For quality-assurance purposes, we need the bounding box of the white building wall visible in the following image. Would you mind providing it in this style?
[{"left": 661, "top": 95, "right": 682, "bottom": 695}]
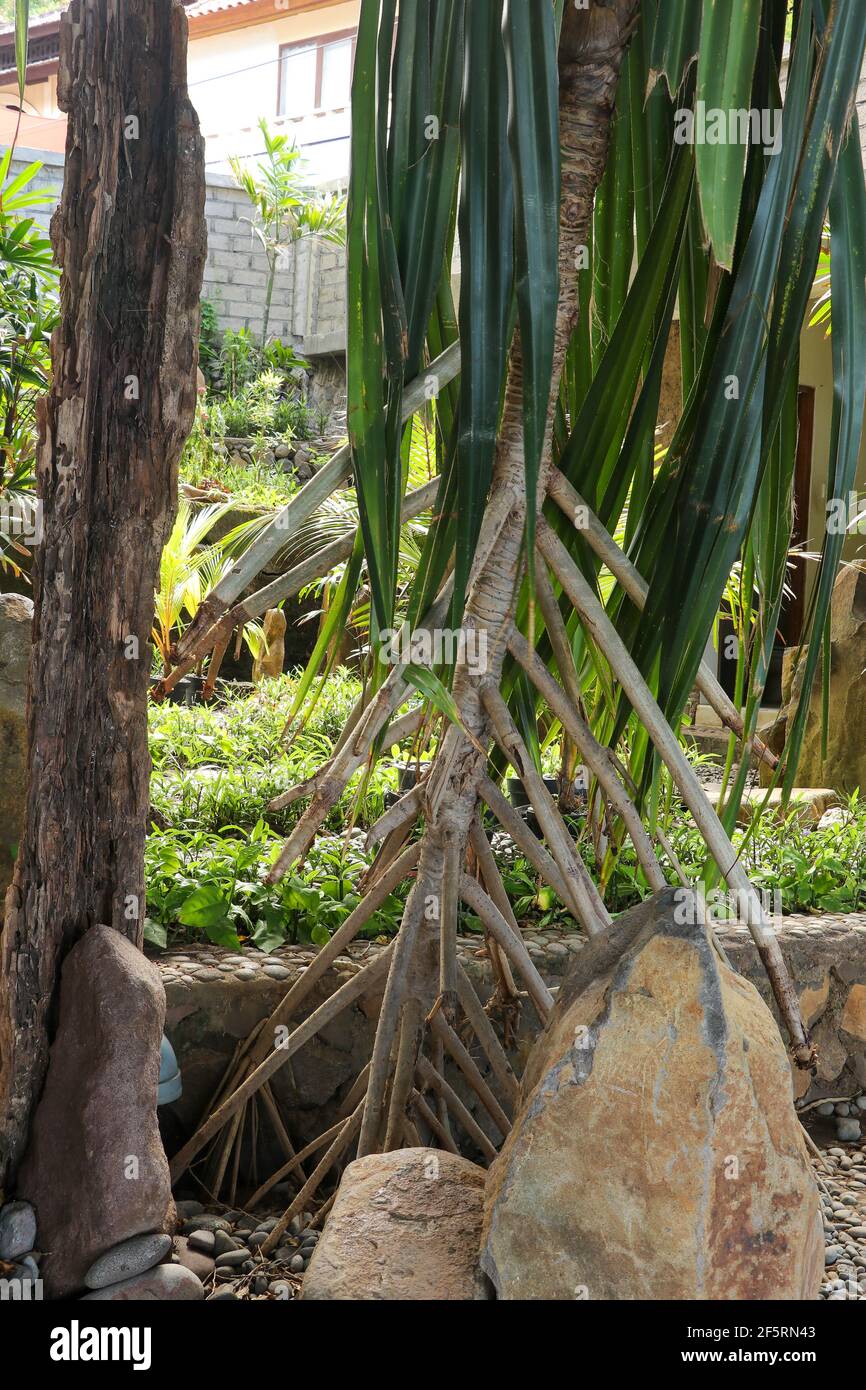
[{"left": 189, "top": 0, "right": 358, "bottom": 177}]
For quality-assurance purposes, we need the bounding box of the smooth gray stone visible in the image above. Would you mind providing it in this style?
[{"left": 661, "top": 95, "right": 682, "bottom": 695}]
[
  {"left": 215, "top": 1248, "right": 250, "bottom": 1268},
  {"left": 81, "top": 1263, "right": 203, "bottom": 1301},
  {"left": 213, "top": 1229, "right": 240, "bottom": 1256},
  {"left": 0, "top": 1201, "right": 37, "bottom": 1261},
  {"left": 84, "top": 1233, "right": 172, "bottom": 1290},
  {"left": 174, "top": 1200, "right": 205, "bottom": 1220},
  {"left": 187, "top": 1229, "right": 216, "bottom": 1255}
]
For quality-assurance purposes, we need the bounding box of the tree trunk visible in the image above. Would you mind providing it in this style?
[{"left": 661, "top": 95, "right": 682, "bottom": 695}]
[
  {"left": 0, "top": 0, "right": 206, "bottom": 1189},
  {"left": 356, "top": 0, "right": 642, "bottom": 1154}
]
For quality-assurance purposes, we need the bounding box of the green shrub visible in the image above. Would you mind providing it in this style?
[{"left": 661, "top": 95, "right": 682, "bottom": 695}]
[{"left": 144, "top": 822, "right": 406, "bottom": 953}]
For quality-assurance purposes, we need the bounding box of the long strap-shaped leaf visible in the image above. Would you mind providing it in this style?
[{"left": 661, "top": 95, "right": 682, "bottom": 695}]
[
  {"left": 394, "top": 0, "right": 465, "bottom": 380},
  {"left": 694, "top": 0, "right": 762, "bottom": 272},
  {"left": 622, "top": 4, "right": 864, "bottom": 725},
  {"left": 347, "top": 0, "right": 394, "bottom": 635},
  {"left": 783, "top": 105, "right": 866, "bottom": 795},
  {"left": 454, "top": 0, "right": 514, "bottom": 616},
  {"left": 501, "top": 0, "right": 560, "bottom": 615},
  {"left": 557, "top": 144, "right": 693, "bottom": 510},
  {"left": 14, "top": 0, "right": 29, "bottom": 106},
  {"left": 647, "top": 0, "right": 701, "bottom": 98}
]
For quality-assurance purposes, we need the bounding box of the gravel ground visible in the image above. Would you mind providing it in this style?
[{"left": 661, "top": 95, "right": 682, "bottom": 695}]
[
  {"left": 810, "top": 1127, "right": 866, "bottom": 1300},
  {"left": 173, "top": 1199, "right": 322, "bottom": 1301}
]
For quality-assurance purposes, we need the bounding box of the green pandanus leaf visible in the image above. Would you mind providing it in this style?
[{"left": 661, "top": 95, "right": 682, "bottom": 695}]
[
  {"left": 592, "top": 54, "right": 634, "bottom": 367},
  {"left": 347, "top": 0, "right": 397, "bottom": 637},
  {"left": 375, "top": 0, "right": 408, "bottom": 646},
  {"left": 678, "top": 192, "right": 710, "bottom": 401},
  {"left": 647, "top": 0, "right": 702, "bottom": 98},
  {"left": 394, "top": 0, "right": 464, "bottom": 379},
  {"left": 406, "top": 259, "right": 461, "bottom": 636},
  {"left": 557, "top": 144, "right": 693, "bottom": 515},
  {"left": 619, "top": 7, "right": 837, "bottom": 729},
  {"left": 281, "top": 536, "right": 366, "bottom": 745},
  {"left": 454, "top": 0, "right": 514, "bottom": 619},
  {"left": 629, "top": 0, "right": 674, "bottom": 261},
  {"left": 14, "top": 0, "right": 29, "bottom": 104},
  {"left": 502, "top": 0, "right": 560, "bottom": 633},
  {"left": 713, "top": 366, "right": 799, "bottom": 843},
  {"left": 694, "top": 0, "right": 763, "bottom": 272},
  {"left": 350, "top": 0, "right": 465, "bottom": 644}
]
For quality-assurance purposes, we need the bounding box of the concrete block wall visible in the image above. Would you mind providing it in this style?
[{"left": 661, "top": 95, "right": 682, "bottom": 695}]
[{"left": 8, "top": 148, "right": 347, "bottom": 357}]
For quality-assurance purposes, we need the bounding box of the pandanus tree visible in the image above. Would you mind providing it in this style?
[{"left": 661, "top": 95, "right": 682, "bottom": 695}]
[{"left": 166, "top": 0, "right": 866, "bottom": 1222}]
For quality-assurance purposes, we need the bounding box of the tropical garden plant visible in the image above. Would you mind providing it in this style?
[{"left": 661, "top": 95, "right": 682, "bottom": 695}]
[
  {"left": 0, "top": 149, "right": 59, "bottom": 573},
  {"left": 152, "top": 499, "right": 269, "bottom": 680},
  {"left": 230, "top": 118, "right": 347, "bottom": 356},
  {"left": 158, "top": 0, "right": 866, "bottom": 1212}
]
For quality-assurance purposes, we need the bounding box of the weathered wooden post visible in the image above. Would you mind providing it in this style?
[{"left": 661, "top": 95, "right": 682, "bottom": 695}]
[{"left": 0, "top": 0, "right": 206, "bottom": 1190}]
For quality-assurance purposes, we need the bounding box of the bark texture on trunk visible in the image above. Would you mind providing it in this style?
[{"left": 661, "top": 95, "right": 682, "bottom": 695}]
[
  {"left": 0, "top": 0, "right": 206, "bottom": 1188},
  {"left": 424, "top": 0, "right": 640, "bottom": 912}
]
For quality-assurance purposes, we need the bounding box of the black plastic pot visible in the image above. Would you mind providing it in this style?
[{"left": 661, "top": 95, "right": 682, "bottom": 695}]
[
  {"left": 507, "top": 774, "right": 559, "bottom": 809},
  {"left": 393, "top": 761, "right": 423, "bottom": 794},
  {"left": 150, "top": 674, "right": 205, "bottom": 707}
]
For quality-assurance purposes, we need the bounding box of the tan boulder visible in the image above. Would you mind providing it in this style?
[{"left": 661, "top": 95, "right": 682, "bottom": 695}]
[
  {"left": 704, "top": 784, "right": 838, "bottom": 826},
  {"left": 302, "top": 1148, "right": 490, "bottom": 1300},
  {"left": 841, "top": 984, "right": 866, "bottom": 1043},
  {"left": 17, "top": 925, "right": 173, "bottom": 1297},
  {"left": 481, "top": 890, "right": 823, "bottom": 1300}
]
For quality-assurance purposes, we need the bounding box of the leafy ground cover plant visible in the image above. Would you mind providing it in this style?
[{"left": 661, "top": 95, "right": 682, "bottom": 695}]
[
  {"left": 149, "top": 671, "right": 366, "bottom": 772},
  {"left": 144, "top": 822, "right": 406, "bottom": 953},
  {"left": 146, "top": 674, "right": 866, "bottom": 950},
  {"left": 0, "top": 150, "right": 60, "bottom": 574}
]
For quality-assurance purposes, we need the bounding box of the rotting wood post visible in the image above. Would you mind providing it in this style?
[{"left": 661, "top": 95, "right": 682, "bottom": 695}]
[{"left": 0, "top": 0, "right": 207, "bottom": 1189}]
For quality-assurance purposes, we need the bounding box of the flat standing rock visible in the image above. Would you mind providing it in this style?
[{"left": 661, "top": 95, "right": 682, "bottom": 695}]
[
  {"left": 17, "top": 925, "right": 172, "bottom": 1298},
  {"left": 302, "top": 1148, "right": 491, "bottom": 1300}
]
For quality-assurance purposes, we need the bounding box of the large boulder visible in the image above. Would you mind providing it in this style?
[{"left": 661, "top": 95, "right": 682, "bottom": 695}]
[
  {"left": 17, "top": 925, "right": 173, "bottom": 1298},
  {"left": 0, "top": 592, "right": 32, "bottom": 906},
  {"left": 302, "top": 1148, "right": 490, "bottom": 1300},
  {"left": 480, "top": 889, "right": 824, "bottom": 1300},
  {"left": 770, "top": 566, "right": 866, "bottom": 793}
]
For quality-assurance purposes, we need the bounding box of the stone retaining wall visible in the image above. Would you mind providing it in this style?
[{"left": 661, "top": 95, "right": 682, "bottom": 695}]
[
  {"left": 156, "top": 910, "right": 866, "bottom": 1169},
  {"left": 8, "top": 148, "right": 347, "bottom": 359}
]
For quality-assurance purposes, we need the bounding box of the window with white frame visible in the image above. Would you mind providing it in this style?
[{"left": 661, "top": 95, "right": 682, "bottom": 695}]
[{"left": 278, "top": 31, "right": 356, "bottom": 118}]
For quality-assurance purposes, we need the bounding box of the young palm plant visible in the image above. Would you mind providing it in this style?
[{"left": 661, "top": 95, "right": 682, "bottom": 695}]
[
  {"left": 230, "top": 117, "right": 346, "bottom": 356},
  {"left": 166, "top": 0, "right": 866, "bottom": 1216}
]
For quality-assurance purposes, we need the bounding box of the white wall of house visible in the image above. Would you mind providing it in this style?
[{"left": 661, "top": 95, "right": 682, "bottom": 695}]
[
  {"left": 0, "top": 1, "right": 359, "bottom": 179},
  {"left": 190, "top": 1, "right": 358, "bottom": 176}
]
